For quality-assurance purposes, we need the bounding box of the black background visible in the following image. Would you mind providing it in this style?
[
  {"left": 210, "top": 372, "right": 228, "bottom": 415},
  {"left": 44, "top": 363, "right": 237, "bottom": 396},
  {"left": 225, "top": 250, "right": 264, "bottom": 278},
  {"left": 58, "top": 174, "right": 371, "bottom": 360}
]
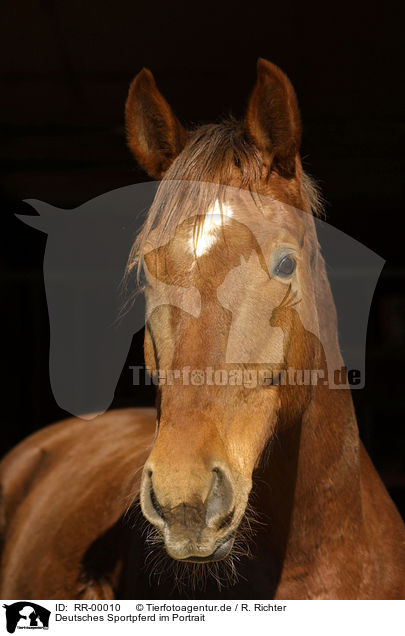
[{"left": 1, "top": 1, "right": 404, "bottom": 517}]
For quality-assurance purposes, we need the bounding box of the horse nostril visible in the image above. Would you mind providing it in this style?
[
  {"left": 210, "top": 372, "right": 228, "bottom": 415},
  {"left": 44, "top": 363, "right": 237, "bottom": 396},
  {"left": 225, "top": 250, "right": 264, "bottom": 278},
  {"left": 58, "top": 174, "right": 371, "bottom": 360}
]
[
  {"left": 145, "top": 469, "right": 165, "bottom": 522},
  {"left": 206, "top": 466, "right": 234, "bottom": 527},
  {"left": 150, "top": 482, "right": 165, "bottom": 521}
]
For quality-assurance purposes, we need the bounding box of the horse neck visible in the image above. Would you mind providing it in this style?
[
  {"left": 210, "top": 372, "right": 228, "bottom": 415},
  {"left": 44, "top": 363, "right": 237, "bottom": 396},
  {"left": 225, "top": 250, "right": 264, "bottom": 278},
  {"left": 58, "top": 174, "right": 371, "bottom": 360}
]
[
  {"left": 269, "top": 234, "right": 364, "bottom": 559},
  {"left": 253, "top": 282, "right": 363, "bottom": 569},
  {"left": 255, "top": 381, "right": 362, "bottom": 572}
]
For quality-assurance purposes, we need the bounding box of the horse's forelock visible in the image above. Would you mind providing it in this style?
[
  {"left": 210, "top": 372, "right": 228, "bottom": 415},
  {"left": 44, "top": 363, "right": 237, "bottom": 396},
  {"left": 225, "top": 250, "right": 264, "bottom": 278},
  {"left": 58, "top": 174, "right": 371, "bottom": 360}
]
[{"left": 124, "top": 119, "right": 323, "bottom": 288}]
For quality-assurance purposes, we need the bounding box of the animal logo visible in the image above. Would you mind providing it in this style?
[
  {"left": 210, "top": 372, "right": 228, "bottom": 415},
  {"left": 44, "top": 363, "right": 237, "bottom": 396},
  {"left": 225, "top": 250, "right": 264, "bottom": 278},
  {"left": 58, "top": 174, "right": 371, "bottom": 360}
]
[{"left": 2, "top": 602, "right": 50, "bottom": 633}]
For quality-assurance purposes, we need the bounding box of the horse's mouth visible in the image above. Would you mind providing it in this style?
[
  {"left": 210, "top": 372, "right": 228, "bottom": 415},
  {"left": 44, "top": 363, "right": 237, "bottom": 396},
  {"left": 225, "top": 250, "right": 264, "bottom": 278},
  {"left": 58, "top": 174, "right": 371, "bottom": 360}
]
[{"left": 178, "top": 534, "right": 235, "bottom": 564}]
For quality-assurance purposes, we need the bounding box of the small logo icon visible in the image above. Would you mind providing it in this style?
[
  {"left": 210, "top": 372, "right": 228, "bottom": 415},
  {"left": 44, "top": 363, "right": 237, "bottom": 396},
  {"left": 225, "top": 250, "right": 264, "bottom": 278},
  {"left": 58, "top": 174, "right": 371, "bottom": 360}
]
[{"left": 2, "top": 602, "right": 50, "bottom": 633}]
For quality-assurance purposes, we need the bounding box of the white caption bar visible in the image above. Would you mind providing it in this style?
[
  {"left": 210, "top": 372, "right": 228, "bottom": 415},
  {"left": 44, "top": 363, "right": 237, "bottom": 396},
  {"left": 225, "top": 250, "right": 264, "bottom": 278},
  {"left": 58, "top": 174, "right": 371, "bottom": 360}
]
[{"left": 1, "top": 599, "right": 403, "bottom": 635}]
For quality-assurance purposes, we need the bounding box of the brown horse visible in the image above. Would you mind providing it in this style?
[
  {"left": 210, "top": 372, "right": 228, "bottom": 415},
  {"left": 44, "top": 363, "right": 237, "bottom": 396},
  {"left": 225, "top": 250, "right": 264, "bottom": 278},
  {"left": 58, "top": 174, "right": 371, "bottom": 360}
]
[{"left": 1, "top": 59, "right": 404, "bottom": 599}]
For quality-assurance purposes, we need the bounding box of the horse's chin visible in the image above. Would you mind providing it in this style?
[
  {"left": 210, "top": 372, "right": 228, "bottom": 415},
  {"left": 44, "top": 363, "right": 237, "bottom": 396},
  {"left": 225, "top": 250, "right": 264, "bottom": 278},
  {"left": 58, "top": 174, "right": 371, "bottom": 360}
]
[{"left": 174, "top": 534, "right": 235, "bottom": 564}]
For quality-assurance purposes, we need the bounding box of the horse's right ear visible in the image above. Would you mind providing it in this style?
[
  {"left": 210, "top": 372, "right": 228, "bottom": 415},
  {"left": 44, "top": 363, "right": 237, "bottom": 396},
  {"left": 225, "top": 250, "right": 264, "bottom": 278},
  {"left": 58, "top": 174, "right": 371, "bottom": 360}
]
[
  {"left": 125, "top": 68, "right": 188, "bottom": 179},
  {"left": 245, "top": 58, "right": 301, "bottom": 177}
]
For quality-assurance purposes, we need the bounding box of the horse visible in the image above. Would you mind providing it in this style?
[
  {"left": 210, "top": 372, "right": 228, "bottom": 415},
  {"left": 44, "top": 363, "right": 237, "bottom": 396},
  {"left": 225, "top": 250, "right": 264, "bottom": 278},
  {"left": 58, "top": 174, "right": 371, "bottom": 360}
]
[{"left": 1, "top": 58, "right": 404, "bottom": 600}]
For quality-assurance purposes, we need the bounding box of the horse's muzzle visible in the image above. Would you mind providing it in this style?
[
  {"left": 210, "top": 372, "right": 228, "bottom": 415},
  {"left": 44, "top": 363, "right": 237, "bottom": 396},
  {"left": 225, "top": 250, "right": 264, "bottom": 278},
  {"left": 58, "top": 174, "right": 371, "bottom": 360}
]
[{"left": 140, "top": 464, "right": 238, "bottom": 561}]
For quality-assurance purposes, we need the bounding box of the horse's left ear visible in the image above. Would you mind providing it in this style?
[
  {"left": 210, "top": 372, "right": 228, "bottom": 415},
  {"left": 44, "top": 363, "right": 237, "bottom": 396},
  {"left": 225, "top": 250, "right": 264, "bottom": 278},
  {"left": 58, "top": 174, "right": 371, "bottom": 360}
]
[
  {"left": 125, "top": 68, "right": 188, "bottom": 179},
  {"left": 245, "top": 58, "right": 301, "bottom": 177}
]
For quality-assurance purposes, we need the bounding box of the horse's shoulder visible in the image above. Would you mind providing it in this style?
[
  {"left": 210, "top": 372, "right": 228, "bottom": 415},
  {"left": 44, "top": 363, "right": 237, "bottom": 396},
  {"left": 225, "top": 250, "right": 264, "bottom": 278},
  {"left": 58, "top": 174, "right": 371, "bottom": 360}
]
[
  {"left": 0, "top": 408, "right": 156, "bottom": 598},
  {"left": 0, "top": 408, "right": 156, "bottom": 538}
]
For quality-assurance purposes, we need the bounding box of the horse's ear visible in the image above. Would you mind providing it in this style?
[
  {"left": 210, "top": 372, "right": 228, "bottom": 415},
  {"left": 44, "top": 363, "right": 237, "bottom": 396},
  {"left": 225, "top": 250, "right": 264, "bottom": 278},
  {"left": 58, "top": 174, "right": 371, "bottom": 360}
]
[
  {"left": 15, "top": 199, "right": 62, "bottom": 233},
  {"left": 245, "top": 58, "right": 301, "bottom": 177},
  {"left": 125, "top": 68, "right": 188, "bottom": 179}
]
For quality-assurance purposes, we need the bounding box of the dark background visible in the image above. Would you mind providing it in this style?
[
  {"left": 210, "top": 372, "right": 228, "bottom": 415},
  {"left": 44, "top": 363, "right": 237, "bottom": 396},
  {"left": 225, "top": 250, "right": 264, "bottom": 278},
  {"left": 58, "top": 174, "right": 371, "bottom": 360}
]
[{"left": 1, "top": 1, "right": 404, "bottom": 516}]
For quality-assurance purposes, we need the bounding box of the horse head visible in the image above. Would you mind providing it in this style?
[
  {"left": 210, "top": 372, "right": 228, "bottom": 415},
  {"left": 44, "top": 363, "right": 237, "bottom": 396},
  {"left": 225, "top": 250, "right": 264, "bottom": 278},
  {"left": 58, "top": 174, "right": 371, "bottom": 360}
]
[{"left": 124, "top": 58, "right": 333, "bottom": 566}]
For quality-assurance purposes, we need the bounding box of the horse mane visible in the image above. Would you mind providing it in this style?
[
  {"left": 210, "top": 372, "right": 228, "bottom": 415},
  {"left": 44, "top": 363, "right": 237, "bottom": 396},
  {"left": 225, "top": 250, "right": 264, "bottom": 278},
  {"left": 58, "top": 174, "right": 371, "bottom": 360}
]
[{"left": 124, "top": 117, "right": 323, "bottom": 286}]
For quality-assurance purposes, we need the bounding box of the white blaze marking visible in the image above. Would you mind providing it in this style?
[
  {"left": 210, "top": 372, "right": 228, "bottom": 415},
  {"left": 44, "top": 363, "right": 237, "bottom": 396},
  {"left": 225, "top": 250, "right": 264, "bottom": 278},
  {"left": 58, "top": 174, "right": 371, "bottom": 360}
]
[{"left": 190, "top": 200, "right": 233, "bottom": 257}]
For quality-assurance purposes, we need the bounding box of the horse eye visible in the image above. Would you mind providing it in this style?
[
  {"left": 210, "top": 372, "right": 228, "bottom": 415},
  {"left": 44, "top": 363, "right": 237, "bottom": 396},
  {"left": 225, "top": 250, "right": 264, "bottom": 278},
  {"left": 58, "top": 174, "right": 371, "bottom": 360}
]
[{"left": 275, "top": 256, "right": 296, "bottom": 277}]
